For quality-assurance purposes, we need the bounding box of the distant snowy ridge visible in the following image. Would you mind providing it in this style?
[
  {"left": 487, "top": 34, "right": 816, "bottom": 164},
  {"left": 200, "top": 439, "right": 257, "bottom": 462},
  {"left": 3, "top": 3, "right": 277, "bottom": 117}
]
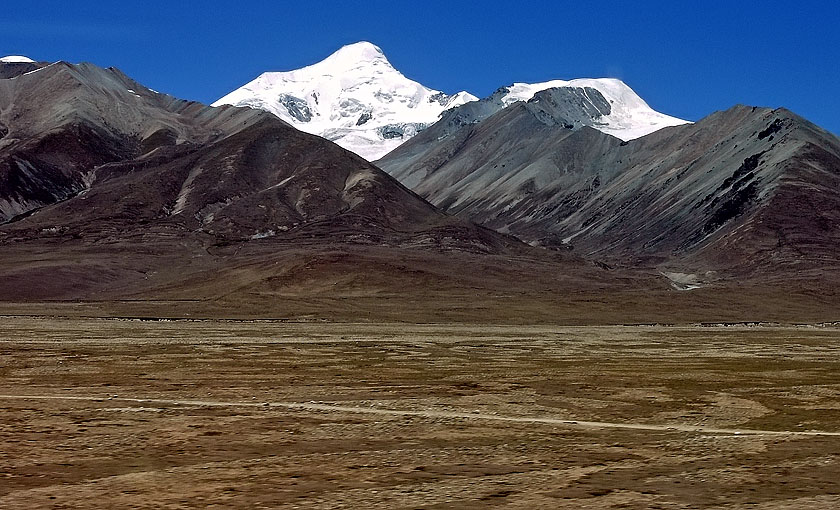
[
  {"left": 213, "top": 42, "right": 477, "bottom": 160},
  {"left": 213, "top": 42, "right": 688, "bottom": 160},
  {"left": 499, "top": 78, "right": 689, "bottom": 140},
  {"left": 0, "top": 55, "right": 35, "bottom": 63}
]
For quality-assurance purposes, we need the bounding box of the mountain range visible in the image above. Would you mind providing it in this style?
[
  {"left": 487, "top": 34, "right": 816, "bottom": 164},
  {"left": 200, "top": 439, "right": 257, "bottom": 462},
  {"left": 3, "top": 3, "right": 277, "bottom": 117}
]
[
  {"left": 378, "top": 97, "right": 840, "bottom": 278},
  {"left": 1, "top": 44, "right": 838, "bottom": 322}
]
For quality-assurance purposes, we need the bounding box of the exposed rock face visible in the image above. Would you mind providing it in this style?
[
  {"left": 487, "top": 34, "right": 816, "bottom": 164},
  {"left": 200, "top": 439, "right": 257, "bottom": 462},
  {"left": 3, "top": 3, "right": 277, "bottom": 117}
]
[
  {"left": 375, "top": 85, "right": 617, "bottom": 172},
  {"left": 0, "top": 61, "right": 265, "bottom": 224},
  {"left": 0, "top": 59, "right": 48, "bottom": 79}
]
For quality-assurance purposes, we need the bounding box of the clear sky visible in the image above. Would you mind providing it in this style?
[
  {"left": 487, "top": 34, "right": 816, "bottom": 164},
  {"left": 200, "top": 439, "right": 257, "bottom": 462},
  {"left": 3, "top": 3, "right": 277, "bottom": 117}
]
[{"left": 2, "top": 1, "right": 839, "bottom": 134}]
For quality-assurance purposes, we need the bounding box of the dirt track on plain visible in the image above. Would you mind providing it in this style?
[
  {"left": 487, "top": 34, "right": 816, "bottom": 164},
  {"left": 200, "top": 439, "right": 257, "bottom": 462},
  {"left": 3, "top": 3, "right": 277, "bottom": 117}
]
[{"left": 4, "top": 394, "right": 840, "bottom": 438}]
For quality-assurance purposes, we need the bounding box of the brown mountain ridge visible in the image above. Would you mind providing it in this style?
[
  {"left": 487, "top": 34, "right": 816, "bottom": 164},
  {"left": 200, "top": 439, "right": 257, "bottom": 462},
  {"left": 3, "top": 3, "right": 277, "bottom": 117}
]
[
  {"left": 378, "top": 89, "right": 840, "bottom": 287},
  {"left": 0, "top": 60, "right": 643, "bottom": 320},
  {"left": 1, "top": 60, "right": 838, "bottom": 322}
]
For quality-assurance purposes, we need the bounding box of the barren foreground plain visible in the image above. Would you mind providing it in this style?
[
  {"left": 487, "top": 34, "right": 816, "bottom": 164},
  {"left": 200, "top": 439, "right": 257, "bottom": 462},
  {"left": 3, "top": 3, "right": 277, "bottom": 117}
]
[{"left": 2, "top": 317, "right": 840, "bottom": 509}]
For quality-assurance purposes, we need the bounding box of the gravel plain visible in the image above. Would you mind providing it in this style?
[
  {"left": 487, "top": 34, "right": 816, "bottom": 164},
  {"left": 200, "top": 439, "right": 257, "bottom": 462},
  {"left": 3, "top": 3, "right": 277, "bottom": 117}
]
[{"left": 2, "top": 317, "right": 840, "bottom": 508}]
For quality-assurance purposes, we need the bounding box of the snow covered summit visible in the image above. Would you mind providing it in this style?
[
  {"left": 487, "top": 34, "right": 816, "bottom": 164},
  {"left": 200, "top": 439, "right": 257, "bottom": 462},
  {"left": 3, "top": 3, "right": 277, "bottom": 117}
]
[
  {"left": 498, "top": 78, "right": 689, "bottom": 140},
  {"left": 213, "top": 42, "right": 477, "bottom": 160},
  {"left": 0, "top": 56, "right": 36, "bottom": 63},
  {"left": 214, "top": 42, "right": 688, "bottom": 160}
]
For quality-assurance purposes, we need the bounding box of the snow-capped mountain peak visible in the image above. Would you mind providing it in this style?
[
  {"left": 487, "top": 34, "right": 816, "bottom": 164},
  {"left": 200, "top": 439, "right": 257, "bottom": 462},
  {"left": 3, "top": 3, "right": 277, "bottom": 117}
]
[
  {"left": 214, "top": 43, "right": 687, "bottom": 159},
  {"left": 0, "top": 55, "right": 35, "bottom": 63},
  {"left": 499, "top": 77, "right": 689, "bottom": 140},
  {"left": 213, "top": 42, "right": 478, "bottom": 160},
  {"left": 319, "top": 41, "right": 388, "bottom": 68}
]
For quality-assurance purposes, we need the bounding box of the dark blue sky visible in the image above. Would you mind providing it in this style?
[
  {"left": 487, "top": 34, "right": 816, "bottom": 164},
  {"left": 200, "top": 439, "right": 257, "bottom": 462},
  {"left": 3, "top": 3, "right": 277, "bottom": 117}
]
[{"left": 3, "top": 1, "right": 839, "bottom": 134}]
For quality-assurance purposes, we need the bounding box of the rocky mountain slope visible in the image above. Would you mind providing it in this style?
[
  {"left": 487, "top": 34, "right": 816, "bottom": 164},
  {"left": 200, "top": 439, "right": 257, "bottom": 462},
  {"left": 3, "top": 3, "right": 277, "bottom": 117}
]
[
  {"left": 0, "top": 55, "right": 48, "bottom": 79},
  {"left": 0, "top": 58, "right": 629, "bottom": 305},
  {"left": 0, "top": 60, "right": 265, "bottom": 222},
  {"left": 379, "top": 91, "right": 840, "bottom": 281}
]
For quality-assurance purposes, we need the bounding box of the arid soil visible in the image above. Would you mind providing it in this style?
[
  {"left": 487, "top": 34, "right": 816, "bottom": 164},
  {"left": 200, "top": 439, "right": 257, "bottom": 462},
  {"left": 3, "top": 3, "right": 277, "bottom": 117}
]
[{"left": 2, "top": 318, "right": 840, "bottom": 508}]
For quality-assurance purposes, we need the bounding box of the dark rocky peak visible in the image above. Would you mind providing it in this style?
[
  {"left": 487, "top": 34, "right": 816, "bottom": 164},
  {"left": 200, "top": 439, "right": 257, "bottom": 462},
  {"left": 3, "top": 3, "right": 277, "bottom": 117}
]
[
  {"left": 524, "top": 86, "right": 612, "bottom": 128},
  {"left": 0, "top": 59, "right": 50, "bottom": 79}
]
